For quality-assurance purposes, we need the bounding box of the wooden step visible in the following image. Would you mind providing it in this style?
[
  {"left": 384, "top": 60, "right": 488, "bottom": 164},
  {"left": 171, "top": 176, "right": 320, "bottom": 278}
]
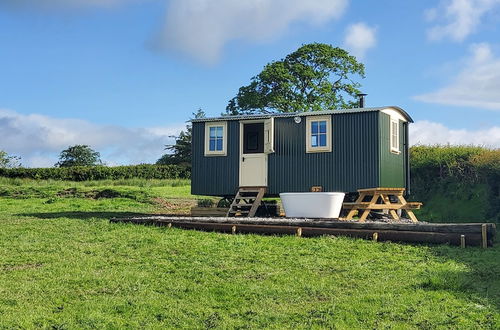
[{"left": 227, "top": 187, "right": 266, "bottom": 217}]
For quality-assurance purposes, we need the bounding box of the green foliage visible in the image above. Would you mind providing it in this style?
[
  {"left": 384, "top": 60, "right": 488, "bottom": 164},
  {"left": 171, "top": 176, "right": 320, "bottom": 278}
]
[
  {"left": 0, "top": 164, "right": 190, "bottom": 181},
  {"left": 410, "top": 145, "right": 500, "bottom": 223},
  {"left": 157, "top": 109, "right": 206, "bottom": 168},
  {"left": 0, "top": 150, "right": 21, "bottom": 168},
  {"left": 196, "top": 198, "right": 214, "bottom": 208},
  {"left": 216, "top": 198, "right": 232, "bottom": 208},
  {"left": 156, "top": 130, "right": 191, "bottom": 167},
  {"left": 226, "top": 43, "right": 365, "bottom": 115},
  {"left": 410, "top": 145, "right": 485, "bottom": 180},
  {"left": 55, "top": 145, "right": 102, "bottom": 167}
]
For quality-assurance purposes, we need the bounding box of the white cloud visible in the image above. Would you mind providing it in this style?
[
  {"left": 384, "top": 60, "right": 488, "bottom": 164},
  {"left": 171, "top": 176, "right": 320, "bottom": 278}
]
[
  {"left": 1, "top": 0, "right": 349, "bottom": 64},
  {"left": 426, "top": 0, "right": 500, "bottom": 42},
  {"left": 410, "top": 120, "right": 500, "bottom": 147},
  {"left": 157, "top": 0, "right": 349, "bottom": 64},
  {"left": 414, "top": 43, "right": 500, "bottom": 110},
  {"left": 0, "top": 109, "right": 184, "bottom": 167},
  {"left": 0, "top": 0, "right": 145, "bottom": 9},
  {"left": 343, "top": 22, "right": 377, "bottom": 59}
]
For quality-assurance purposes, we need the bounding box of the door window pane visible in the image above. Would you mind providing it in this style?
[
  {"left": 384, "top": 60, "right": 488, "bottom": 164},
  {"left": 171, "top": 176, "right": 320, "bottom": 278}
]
[
  {"left": 243, "top": 123, "right": 264, "bottom": 154},
  {"left": 246, "top": 132, "right": 259, "bottom": 150}
]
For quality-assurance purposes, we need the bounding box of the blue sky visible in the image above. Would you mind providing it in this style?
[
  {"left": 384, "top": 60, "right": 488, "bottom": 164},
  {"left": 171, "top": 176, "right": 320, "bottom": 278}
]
[{"left": 1, "top": 0, "right": 499, "bottom": 167}]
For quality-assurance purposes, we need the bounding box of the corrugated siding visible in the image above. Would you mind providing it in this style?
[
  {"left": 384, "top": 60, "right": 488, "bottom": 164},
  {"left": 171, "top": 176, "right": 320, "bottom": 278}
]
[
  {"left": 378, "top": 112, "right": 406, "bottom": 188},
  {"left": 191, "top": 121, "right": 239, "bottom": 196},
  {"left": 334, "top": 112, "right": 380, "bottom": 192},
  {"left": 268, "top": 112, "right": 379, "bottom": 194}
]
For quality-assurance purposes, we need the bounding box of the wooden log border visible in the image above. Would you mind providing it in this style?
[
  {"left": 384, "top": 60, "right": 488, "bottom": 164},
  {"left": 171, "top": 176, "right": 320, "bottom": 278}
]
[{"left": 111, "top": 216, "right": 497, "bottom": 247}]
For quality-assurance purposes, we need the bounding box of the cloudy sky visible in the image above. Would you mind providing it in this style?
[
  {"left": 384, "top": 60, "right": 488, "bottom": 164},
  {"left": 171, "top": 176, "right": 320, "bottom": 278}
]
[{"left": 1, "top": 0, "right": 499, "bottom": 167}]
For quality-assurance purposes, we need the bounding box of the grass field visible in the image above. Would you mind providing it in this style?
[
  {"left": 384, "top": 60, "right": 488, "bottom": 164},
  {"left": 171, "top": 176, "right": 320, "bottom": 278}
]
[{"left": 0, "top": 179, "right": 499, "bottom": 328}]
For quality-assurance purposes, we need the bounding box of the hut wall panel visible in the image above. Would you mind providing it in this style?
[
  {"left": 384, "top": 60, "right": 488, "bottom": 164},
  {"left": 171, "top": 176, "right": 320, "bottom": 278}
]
[
  {"left": 378, "top": 112, "right": 406, "bottom": 188},
  {"left": 268, "top": 112, "right": 379, "bottom": 195},
  {"left": 191, "top": 121, "right": 240, "bottom": 196}
]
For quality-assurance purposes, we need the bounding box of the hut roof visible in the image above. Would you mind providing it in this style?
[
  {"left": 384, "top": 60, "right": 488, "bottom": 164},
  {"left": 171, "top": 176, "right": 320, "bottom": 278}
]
[{"left": 191, "top": 106, "right": 414, "bottom": 123}]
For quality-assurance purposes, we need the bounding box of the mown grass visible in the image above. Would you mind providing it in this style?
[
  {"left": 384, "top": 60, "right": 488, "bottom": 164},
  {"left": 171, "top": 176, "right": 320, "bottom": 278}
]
[
  {"left": 0, "top": 178, "right": 193, "bottom": 201},
  {"left": 0, "top": 179, "right": 499, "bottom": 328}
]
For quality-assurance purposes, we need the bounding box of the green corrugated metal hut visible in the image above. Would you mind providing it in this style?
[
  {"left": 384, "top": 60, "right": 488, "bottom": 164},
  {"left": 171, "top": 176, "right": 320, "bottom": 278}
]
[{"left": 191, "top": 106, "right": 413, "bottom": 197}]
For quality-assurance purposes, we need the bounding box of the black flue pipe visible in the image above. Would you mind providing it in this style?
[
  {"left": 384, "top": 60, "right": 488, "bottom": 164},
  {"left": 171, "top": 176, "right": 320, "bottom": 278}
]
[{"left": 357, "top": 93, "right": 367, "bottom": 108}]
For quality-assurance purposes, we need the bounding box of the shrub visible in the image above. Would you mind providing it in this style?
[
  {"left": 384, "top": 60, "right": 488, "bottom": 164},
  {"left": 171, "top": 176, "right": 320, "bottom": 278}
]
[
  {"left": 410, "top": 145, "right": 500, "bottom": 223},
  {"left": 0, "top": 164, "right": 190, "bottom": 181},
  {"left": 216, "top": 198, "right": 232, "bottom": 208},
  {"left": 197, "top": 199, "right": 214, "bottom": 208},
  {"left": 410, "top": 145, "right": 484, "bottom": 182}
]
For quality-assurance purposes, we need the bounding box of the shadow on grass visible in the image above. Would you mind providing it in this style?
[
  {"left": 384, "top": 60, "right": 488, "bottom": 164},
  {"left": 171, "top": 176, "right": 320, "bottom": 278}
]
[
  {"left": 418, "top": 237, "right": 500, "bottom": 313},
  {"left": 17, "top": 211, "right": 157, "bottom": 220}
]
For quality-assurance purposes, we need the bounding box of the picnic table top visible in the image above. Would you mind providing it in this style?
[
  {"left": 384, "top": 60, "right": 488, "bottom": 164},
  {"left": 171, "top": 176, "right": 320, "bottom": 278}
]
[{"left": 357, "top": 187, "right": 406, "bottom": 193}]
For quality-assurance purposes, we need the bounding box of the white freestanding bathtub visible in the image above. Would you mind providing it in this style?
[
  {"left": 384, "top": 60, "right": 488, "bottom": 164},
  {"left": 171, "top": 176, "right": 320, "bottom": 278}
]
[{"left": 279, "top": 192, "right": 345, "bottom": 218}]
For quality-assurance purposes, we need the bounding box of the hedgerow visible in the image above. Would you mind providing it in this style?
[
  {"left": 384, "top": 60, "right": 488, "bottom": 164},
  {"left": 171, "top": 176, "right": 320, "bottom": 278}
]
[
  {"left": 0, "top": 164, "right": 190, "bottom": 181},
  {"left": 410, "top": 145, "right": 500, "bottom": 222}
]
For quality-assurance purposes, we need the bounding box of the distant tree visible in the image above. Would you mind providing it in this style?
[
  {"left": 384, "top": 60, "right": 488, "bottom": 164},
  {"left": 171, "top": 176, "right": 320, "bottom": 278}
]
[
  {"left": 226, "top": 43, "right": 365, "bottom": 115},
  {"left": 0, "top": 150, "right": 21, "bottom": 168},
  {"left": 157, "top": 109, "right": 206, "bottom": 168},
  {"left": 55, "top": 145, "right": 102, "bottom": 167}
]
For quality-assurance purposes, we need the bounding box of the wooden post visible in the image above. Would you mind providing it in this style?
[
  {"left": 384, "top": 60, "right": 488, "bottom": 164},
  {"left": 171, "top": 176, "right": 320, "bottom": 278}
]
[
  {"left": 372, "top": 232, "right": 378, "bottom": 242},
  {"left": 231, "top": 225, "right": 237, "bottom": 234},
  {"left": 296, "top": 227, "right": 302, "bottom": 237},
  {"left": 481, "top": 224, "right": 487, "bottom": 249},
  {"left": 460, "top": 235, "right": 465, "bottom": 248}
]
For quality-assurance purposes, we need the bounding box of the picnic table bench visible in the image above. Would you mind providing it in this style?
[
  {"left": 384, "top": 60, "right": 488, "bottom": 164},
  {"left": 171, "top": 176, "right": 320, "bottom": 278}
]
[{"left": 343, "top": 187, "right": 422, "bottom": 222}]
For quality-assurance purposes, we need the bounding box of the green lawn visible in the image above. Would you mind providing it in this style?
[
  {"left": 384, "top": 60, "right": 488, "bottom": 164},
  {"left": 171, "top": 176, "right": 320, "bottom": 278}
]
[{"left": 0, "top": 179, "right": 499, "bottom": 328}]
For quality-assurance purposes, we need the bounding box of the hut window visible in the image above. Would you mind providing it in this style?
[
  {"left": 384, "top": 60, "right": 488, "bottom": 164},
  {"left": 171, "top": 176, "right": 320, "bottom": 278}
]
[
  {"left": 306, "top": 116, "right": 332, "bottom": 153},
  {"left": 204, "top": 121, "right": 227, "bottom": 156},
  {"left": 390, "top": 118, "right": 400, "bottom": 153}
]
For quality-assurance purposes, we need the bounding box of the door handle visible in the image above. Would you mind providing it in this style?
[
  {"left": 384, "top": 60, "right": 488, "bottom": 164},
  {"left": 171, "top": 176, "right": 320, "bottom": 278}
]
[{"left": 242, "top": 157, "right": 245, "bottom": 162}]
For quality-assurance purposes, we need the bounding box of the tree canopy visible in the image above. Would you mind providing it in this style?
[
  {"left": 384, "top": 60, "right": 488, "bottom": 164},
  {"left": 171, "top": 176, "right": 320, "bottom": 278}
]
[
  {"left": 226, "top": 43, "right": 365, "bottom": 115},
  {"left": 55, "top": 145, "right": 102, "bottom": 167},
  {"left": 157, "top": 109, "right": 206, "bottom": 168}
]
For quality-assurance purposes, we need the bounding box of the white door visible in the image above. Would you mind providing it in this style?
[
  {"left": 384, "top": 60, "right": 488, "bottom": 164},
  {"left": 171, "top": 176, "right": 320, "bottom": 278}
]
[
  {"left": 240, "top": 153, "right": 267, "bottom": 187},
  {"left": 239, "top": 121, "right": 272, "bottom": 187}
]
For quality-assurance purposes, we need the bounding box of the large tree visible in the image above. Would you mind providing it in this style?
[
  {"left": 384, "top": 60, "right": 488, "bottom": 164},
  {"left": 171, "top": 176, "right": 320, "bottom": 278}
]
[
  {"left": 156, "top": 109, "right": 206, "bottom": 168},
  {"left": 55, "top": 145, "right": 102, "bottom": 167},
  {"left": 226, "top": 43, "right": 365, "bottom": 115}
]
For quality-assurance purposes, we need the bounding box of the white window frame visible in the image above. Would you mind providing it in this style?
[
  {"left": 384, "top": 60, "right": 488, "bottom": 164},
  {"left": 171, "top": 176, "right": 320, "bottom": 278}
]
[
  {"left": 390, "top": 118, "right": 400, "bottom": 154},
  {"left": 204, "top": 121, "right": 227, "bottom": 156},
  {"left": 306, "top": 115, "right": 332, "bottom": 153}
]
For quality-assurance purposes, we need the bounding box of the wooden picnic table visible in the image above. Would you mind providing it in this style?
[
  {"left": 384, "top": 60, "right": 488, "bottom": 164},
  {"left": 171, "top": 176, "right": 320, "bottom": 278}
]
[{"left": 343, "top": 187, "right": 422, "bottom": 222}]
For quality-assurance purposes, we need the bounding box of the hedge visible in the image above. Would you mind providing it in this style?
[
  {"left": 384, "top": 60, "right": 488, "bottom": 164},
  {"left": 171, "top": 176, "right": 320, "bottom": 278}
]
[
  {"left": 410, "top": 145, "right": 500, "bottom": 222},
  {"left": 0, "top": 164, "right": 190, "bottom": 181}
]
